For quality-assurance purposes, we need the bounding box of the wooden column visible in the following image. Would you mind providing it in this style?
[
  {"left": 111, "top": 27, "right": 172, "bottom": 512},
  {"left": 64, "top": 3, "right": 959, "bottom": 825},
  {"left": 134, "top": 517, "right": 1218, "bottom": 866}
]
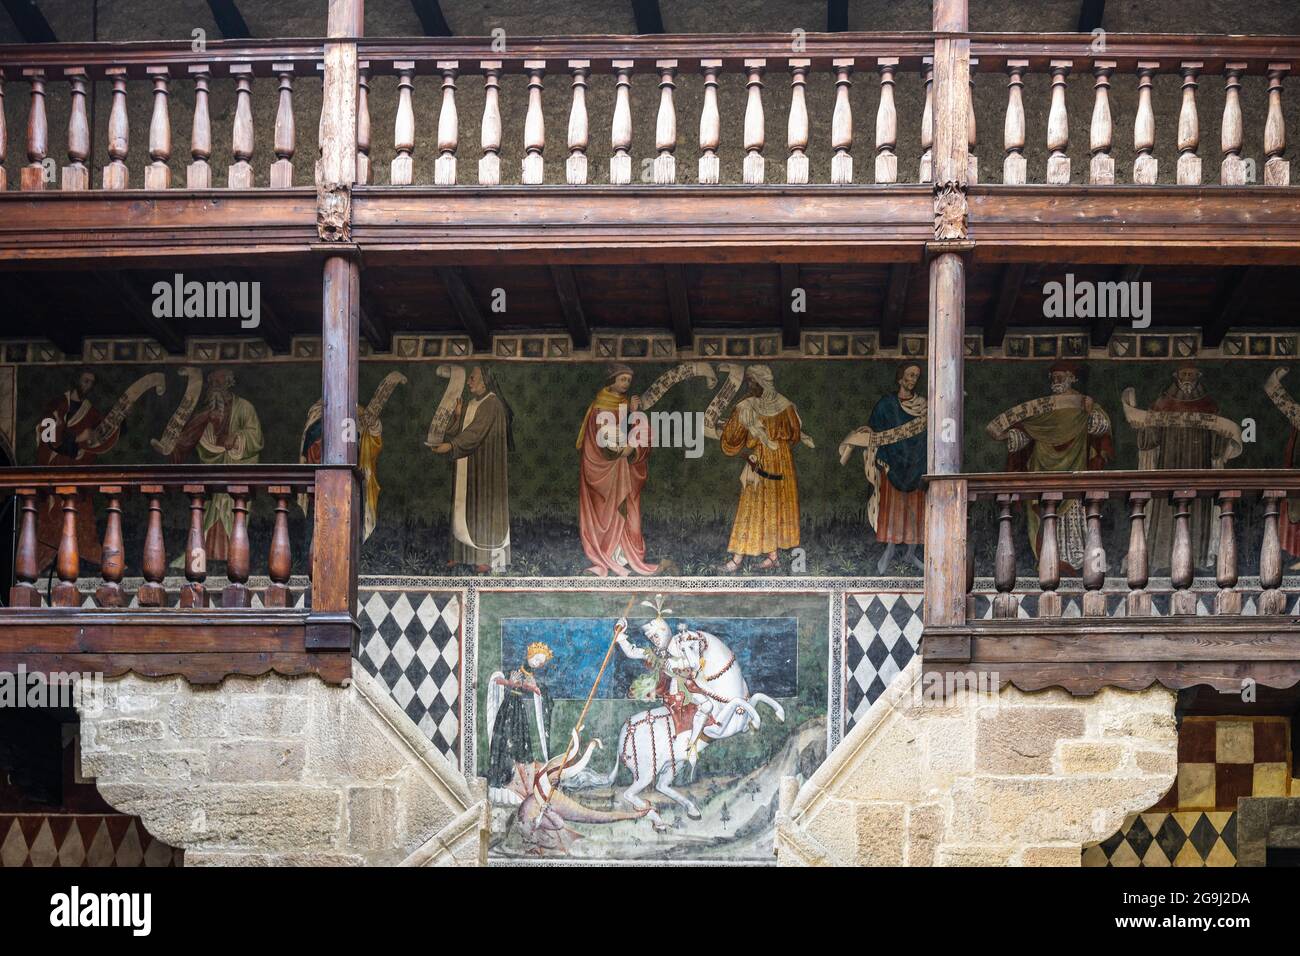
[
  {"left": 145, "top": 67, "right": 172, "bottom": 189},
  {"left": 924, "top": 0, "right": 970, "bottom": 631},
  {"left": 318, "top": 0, "right": 362, "bottom": 239},
  {"left": 62, "top": 68, "right": 91, "bottom": 190}
]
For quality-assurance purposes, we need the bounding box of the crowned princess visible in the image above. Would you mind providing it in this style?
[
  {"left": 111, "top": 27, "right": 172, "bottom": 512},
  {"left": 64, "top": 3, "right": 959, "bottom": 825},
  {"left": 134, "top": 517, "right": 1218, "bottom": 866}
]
[{"left": 485, "top": 641, "right": 554, "bottom": 789}]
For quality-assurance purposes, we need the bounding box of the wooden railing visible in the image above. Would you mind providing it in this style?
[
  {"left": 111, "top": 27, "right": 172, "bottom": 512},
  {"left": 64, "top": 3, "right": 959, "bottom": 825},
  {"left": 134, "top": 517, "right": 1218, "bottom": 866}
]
[
  {"left": 3, "top": 465, "right": 318, "bottom": 610},
  {"left": 963, "top": 470, "right": 1296, "bottom": 622},
  {"left": 0, "top": 40, "right": 323, "bottom": 191}
]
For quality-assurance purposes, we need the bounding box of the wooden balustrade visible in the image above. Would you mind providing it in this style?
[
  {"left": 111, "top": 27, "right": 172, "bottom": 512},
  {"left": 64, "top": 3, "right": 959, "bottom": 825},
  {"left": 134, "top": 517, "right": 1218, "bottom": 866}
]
[
  {"left": 961, "top": 471, "right": 1300, "bottom": 623},
  {"left": 2, "top": 467, "right": 319, "bottom": 612}
]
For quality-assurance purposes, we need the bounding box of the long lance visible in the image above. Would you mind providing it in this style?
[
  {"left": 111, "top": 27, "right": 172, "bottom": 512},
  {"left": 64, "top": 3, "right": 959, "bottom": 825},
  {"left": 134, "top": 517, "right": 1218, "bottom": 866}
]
[{"left": 538, "top": 593, "right": 637, "bottom": 808}]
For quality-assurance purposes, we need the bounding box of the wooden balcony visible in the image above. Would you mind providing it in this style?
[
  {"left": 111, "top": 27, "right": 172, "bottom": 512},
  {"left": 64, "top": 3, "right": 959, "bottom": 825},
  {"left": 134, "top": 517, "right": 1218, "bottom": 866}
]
[
  {"left": 924, "top": 470, "right": 1300, "bottom": 695},
  {"left": 0, "top": 466, "right": 356, "bottom": 684}
]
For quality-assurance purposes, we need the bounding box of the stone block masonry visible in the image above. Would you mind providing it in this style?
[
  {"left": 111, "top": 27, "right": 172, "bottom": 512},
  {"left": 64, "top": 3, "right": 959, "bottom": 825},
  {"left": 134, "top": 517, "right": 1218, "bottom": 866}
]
[
  {"left": 77, "top": 668, "right": 488, "bottom": 866},
  {"left": 776, "top": 658, "right": 1178, "bottom": 866}
]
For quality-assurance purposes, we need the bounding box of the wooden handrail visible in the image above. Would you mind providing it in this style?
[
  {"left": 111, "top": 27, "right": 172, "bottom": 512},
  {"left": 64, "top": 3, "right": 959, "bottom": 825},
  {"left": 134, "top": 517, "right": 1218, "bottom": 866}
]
[
  {"left": 946, "top": 469, "right": 1300, "bottom": 498},
  {"left": 0, "top": 39, "right": 324, "bottom": 75},
  {"left": 0, "top": 463, "right": 340, "bottom": 491}
]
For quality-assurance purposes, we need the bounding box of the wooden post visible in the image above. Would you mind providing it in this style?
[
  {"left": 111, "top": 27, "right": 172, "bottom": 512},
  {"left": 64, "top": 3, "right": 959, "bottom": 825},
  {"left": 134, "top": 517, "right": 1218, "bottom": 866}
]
[
  {"left": 318, "top": 0, "right": 362, "bottom": 239},
  {"left": 94, "top": 486, "right": 127, "bottom": 607},
  {"left": 62, "top": 68, "right": 91, "bottom": 190},
  {"left": 10, "top": 489, "right": 41, "bottom": 606},
  {"left": 138, "top": 485, "right": 167, "bottom": 607}
]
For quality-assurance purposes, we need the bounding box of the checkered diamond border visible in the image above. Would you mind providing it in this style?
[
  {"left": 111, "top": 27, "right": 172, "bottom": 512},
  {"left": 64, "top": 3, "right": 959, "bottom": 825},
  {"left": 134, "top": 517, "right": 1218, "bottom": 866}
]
[
  {"left": 844, "top": 592, "right": 923, "bottom": 735},
  {"left": 355, "top": 589, "right": 463, "bottom": 765},
  {"left": 1084, "top": 811, "right": 1238, "bottom": 867},
  {"left": 0, "top": 815, "right": 181, "bottom": 867}
]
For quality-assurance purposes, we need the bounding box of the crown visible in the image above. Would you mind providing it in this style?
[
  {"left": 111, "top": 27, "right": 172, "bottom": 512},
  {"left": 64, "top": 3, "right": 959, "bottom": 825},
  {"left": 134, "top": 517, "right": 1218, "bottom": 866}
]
[{"left": 526, "top": 641, "right": 553, "bottom": 663}]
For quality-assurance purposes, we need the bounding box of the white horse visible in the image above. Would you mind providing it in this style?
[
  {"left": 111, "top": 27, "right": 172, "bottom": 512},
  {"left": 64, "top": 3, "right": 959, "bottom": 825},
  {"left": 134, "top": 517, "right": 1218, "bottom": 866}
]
[{"left": 592, "top": 627, "right": 785, "bottom": 830}]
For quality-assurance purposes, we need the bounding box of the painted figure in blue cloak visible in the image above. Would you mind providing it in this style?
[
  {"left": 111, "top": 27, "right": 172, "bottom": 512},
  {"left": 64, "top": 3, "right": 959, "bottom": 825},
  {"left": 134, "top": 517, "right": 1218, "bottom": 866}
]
[{"left": 866, "top": 364, "right": 927, "bottom": 573}]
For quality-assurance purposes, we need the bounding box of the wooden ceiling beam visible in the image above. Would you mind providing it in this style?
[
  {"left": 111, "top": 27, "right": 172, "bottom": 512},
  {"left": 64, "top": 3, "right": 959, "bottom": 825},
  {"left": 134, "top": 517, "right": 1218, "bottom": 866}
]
[
  {"left": 880, "top": 262, "right": 911, "bottom": 348},
  {"left": 410, "top": 0, "right": 453, "bottom": 37},
  {"left": 92, "top": 272, "right": 186, "bottom": 355},
  {"left": 437, "top": 266, "right": 490, "bottom": 352},
  {"left": 1, "top": 0, "right": 56, "bottom": 42},
  {"left": 549, "top": 265, "right": 590, "bottom": 349},
  {"left": 779, "top": 264, "right": 802, "bottom": 349},
  {"left": 631, "top": 0, "right": 664, "bottom": 34},
  {"left": 359, "top": 286, "right": 391, "bottom": 353},
  {"left": 1090, "top": 263, "right": 1142, "bottom": 347},
  {"left": 1203, "top": 265, "right": 1260, "bottom": 348},
  {"left": 228, "top": 268, "right": 290, "bottom": 353},
  {"left": 664, "top": 265, "right": 692, "bottom": 348},
  {"left": 983, "top": 263, "right": 1026, "bottom": 348},
  {"left": 205, "top": 0, "right": 251, "bottom": 39}
]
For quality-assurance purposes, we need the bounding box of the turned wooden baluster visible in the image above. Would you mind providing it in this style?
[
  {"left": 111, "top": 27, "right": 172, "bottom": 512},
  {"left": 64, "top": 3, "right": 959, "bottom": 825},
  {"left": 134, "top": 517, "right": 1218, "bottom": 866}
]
[
  {"left": 1133, "top": 62, "right": 1159, "bottom": 184},
  {"left": 698, "top": 60, "right": 721, "bottom": 184},
  {"left": 1089, "top": 61, "right": 1115, "bottom": 184},
  {"left": 138, "top": 485, "right": 167, "bottom": 607},
  {"left": 993, "top": 494, "right": 1019, "bottom": 619},
  {"left": 391, "top": 61, "right": 415, "bottom": 185},
  {"left": 52, "top": 487, "right": 81, "bottom": 607},
  {"left": 965, "top": 522, "right": 976, "bottom": 621},
  {"left": 919, "top": 60, "right": 933, "bottom": 182},
  {"left": 222, "top": 486, "right": 252, "bottom": 608},
  {"left": 829, "top": 59, "right": 854, "bottom": 184},
  {"left": 566, "top": 60, "right": 589, "bottom": 185},
  {"left": 743, "top": 60, "right": 766, "bottom": 185},
  {"left": 144, "top": 67, "right": 172, "bottom": 189},
  {"left": 611, "top": 60, "right": 633, "bottom": 184},
  {"left": 1259, "top": 490, "right": 1287, "bottom": 614},
  {"left": 1037, "top": 493, "right": 1063, "bottom": 618},
  {"left": 102, "top": 67, "right": 130, "bottom": 189},
  {"left": 180, "top": 485, "right": 208, "bottom": 608},
  {"left": 270, "top": 64, "right": 296, "bottom": 187},
  {"left": 188, "top": 66, "right": 213, "bottom": 187},
  {"left": 1265, "top": 64, "right": 1290, "bottom": 185},
  {"left": 786, "top": 59, "right": 809, "bottom": 185},
  {"left": 434, "top": 61, "right": 458, "bottom": 185},
  {"left": 356, "top": 63, "right": 372, "bottom": 184},
  {"left": 1170, "top": 491, "right": 1197, "bottom": 614},
  {"left": 521, "top": 61, "right": 546, "bottom": 185},
  {"left": 479, "top": 61, "right": 502, "bottom": 185},
  {"left": 1082, "top": 492, "right": 1108, "bottom": 616},
  {"left": 874, "top": 59, "right": 896, "bottom": 184},
  {"left": 21, "top": 69, "right": 48, "bottom": 191},
  {"left": 1177, "top": 62, "right": 1203, "bottom": 184},
  {"left": 1215, "top": 490, "right": 1241, "bottom": 614},
  {"left": 95, "top": 486, "right": 127, "bottom": 607},
  {"left": 1221, "top": 63, "right": 1248, "bottom": 185},
  {"left": 1125, "top": 492, "right": 1152, "bottom": 616},
  {"left": 1002, "top": 60, "right": 1027, "bottom": 184},
  {"left": 656, "top": 60, "right": 679, "bottom": 184},
  {"left": 1046, "top": 60, "right": 1071, "bottom": 184},
  {"left": 10, "top": 489, "right": 40, "bottom": 606},
  {"left": 967, "top": 60, "right": 978, "bottom": 183},
  {"left": 228, "top": 66, "right": 255, "bottom": 188},
  {"left": 62, "top": 68, "right": 90, "bottom": 190},
  {"left": 265, "top": 485, "right": 294, "bottom": 608},
  {"left": 0, "top": 68, "right": 6, "bottom": 190}
]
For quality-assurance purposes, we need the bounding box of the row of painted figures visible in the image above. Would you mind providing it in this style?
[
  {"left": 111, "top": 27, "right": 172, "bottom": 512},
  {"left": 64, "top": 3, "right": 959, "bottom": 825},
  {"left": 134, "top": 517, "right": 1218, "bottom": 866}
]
[{"left": 30, "top": 361, "right": 1300, "bottom": 577}]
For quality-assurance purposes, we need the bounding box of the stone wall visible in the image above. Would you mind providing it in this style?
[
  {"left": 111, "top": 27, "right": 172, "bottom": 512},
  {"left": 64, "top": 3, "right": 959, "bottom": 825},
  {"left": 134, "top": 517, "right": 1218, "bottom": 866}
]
[
  {"left": 776, "top": 658, "right": 1179, "bottom": 866},
  {"left": 76, "top": 667, "right": 489, "bottom": 866}
]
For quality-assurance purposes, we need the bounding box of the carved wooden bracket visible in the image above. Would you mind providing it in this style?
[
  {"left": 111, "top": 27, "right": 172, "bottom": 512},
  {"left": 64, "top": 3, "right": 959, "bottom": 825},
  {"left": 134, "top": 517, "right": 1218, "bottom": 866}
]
[
  {"left": 317, "top": 181, "right": 352, "bottom": 241},
  {"left": 933, "top": 180, "right": 968, "bottom": 241}
]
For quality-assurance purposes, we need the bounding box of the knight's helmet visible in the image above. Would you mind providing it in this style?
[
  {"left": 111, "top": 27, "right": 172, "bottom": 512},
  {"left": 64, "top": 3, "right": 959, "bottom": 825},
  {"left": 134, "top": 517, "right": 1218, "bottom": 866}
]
[{"left": 640, "top": 593, "right": 674, "bottom": 647}]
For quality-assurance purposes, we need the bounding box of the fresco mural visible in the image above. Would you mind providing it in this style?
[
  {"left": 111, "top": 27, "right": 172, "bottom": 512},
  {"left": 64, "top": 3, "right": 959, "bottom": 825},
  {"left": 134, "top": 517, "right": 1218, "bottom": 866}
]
[{"left": 474, "top": 588, "right": 828, "bottom": 862}]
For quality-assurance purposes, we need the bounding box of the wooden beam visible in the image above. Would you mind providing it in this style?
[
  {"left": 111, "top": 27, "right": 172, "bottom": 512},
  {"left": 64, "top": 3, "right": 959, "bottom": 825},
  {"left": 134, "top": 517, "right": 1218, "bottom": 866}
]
[
  {"left": 779, "top": 263, "right": 801, "bottom": 349},
  {"left": 549, "top": 265, "right": 590, "bottom": 349},
  {"left": 92, "top": 272, "right": 186, "bottom": 354},
  {"left": 358, "top": 287, "right": 390, "bottom": 353},
  {"left": 437, "top": 266, "right": 490, "bottom": 351},
  {"left": 827, "top": 0, "right": 848, "bottom": 32},
  {"left": 631, "top": 0, "right": 664, "bottom": 34},
  {"left": 1077, "top": 0, "right": 1105, "bottom": 32},
  {"left": 205, "top": 0, "right": 251, "bottom": 39},
  {"left": 983, "top": 263, "right": 1025, "bottom": 348},
  {"left": 1, "top": 0, "right": 56, "bottom": 42},
  {"left": 410, "top": 0, "right": 452, "bottom": 36},
  {"left": 1090, "top": 263, "right": 1142, "bottom": 347},
  {"left": 1203, "top": 265, "right": 1259, "bottom": 348},
  {"left": 880, "top": 262, "right": 911, "bottom": 348},
  {"left": 231, "top": 268, "right": 291, "bottom": 353},
  {"left": 664, "top": 264, "right": 692, "bottom": 348}
]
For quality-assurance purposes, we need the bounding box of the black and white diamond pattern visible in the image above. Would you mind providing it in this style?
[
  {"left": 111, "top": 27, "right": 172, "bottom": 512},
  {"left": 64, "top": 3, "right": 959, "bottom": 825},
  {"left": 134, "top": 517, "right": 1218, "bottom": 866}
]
[
  {"left": 844, "top": 592, "right": 923, "bottom": 734},
  {"left": 356, "top": 590, "right": 462, "bottom": 765}
]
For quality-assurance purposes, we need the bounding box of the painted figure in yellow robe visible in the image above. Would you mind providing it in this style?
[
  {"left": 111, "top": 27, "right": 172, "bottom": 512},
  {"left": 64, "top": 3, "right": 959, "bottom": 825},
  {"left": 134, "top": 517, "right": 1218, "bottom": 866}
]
[{"left": 718, "top": 365, "right": 814, "bottom": 572}]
